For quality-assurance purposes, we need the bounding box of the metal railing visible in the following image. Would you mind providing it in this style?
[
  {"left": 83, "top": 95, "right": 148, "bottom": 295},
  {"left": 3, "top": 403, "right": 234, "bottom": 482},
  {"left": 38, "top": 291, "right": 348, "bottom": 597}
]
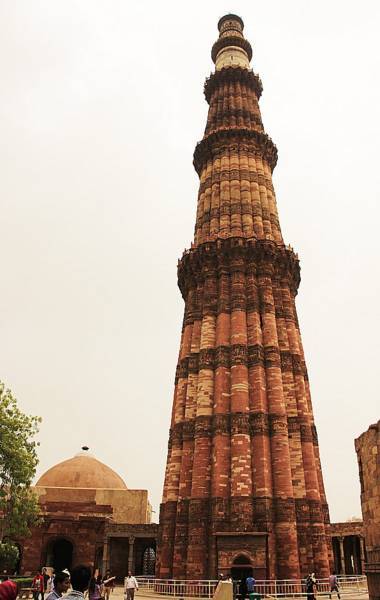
[
  {"left": 135, "top": 578, "right": 218, "bottom": 597},
  {"left": 135, "top": 575, "right": 368, "bottom": 598}
]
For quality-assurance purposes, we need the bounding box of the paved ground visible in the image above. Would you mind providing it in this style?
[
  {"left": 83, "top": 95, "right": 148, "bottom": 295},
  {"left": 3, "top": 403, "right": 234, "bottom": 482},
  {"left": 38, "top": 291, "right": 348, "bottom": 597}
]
[{"left": 111, "top": 586, "right": 369, "bottom": 600}]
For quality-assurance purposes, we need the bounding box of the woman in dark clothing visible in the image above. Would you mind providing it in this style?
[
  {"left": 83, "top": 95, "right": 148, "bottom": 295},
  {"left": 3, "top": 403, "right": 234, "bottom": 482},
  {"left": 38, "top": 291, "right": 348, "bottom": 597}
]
[
  {"left": 239, "top": 578, "right": 248, "bottom": 600},
  {"left": 305, "top": 573, "right": 317, "bottom": 600}
]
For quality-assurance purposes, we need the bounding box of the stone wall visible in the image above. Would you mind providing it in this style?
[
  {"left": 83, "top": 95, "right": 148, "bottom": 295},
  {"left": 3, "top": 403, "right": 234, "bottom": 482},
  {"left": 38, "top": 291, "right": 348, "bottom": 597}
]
[
  {"left": 21, "top": 513, "right": 106, "bottom": 574},
  {"left": 35, "top": 486, "right": 151, "bottom": 524},
  {"left": 19, "top": 486, "right": 152, "bottom": 574},
  {"left": 355, "top": 421, "right": 380, "bottom": 600}
]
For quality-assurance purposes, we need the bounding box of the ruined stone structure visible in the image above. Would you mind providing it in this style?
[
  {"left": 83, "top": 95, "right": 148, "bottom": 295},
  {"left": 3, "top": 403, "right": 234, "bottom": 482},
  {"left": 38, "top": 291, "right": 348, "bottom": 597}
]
[
  {"left": 356, "top": 421, "right": 380, "bottom": 600},
  {"left": 19, "top": 450, "right": 157, "bottom": 580},
  {"left": 330, "top": 521, "right": 365, "bottom": 575},
  {"left": 157, "top": 14, "right": 331, "bottom": 580}
]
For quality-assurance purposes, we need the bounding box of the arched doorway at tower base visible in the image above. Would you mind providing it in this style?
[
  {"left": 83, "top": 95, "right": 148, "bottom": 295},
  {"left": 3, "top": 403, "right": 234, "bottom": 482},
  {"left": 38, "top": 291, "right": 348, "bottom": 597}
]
[
  {"left": 215, "top": 532, "right": 268, "bottom": 581},
  {"left": 231, "top": 554, "right": 253, "bottom": 582}
]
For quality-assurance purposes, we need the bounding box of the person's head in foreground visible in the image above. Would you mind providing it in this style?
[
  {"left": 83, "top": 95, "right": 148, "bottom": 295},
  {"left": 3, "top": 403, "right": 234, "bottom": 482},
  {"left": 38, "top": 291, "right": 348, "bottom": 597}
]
[
  {"left": 70, "top": 565, "right": 91, "bottom": 593},
  {"left": 53, "top": 572, "right": 71, "bottom": 596},
  {"left": 0, "top": 580, "right": 18, "bottom": 600}
]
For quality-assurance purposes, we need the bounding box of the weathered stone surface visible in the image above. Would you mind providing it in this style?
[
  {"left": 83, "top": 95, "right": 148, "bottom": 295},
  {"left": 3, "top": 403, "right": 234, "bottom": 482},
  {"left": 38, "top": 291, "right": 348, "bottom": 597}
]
[
  {"left": 356, "top": 422, "right": 380, "bottom": 599},
  {"left": 18, "top": 453, "right": 155, "bottom": 577},
  {"left": 158, "top": 14, "right": 331, "bottom": 580}
]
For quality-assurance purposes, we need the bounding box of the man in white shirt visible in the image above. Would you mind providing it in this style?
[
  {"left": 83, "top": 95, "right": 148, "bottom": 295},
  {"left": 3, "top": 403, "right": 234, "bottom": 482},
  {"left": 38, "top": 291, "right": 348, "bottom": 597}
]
[{"left": 124, "top": 572, "right": 138, "bottom": 600}]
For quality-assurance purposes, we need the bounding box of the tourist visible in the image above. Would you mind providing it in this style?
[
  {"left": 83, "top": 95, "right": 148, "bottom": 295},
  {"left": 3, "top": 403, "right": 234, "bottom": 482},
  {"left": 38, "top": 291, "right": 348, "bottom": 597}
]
[
  {"left": 64, "top": 565, "right": 91, "bottom": 600},
  {"left": 46, "top": 572, "right": 70, "bottom": 600},
  {"left": 124, "top": 571, "right": 138, "bottom": 600},
  {"left": 46, "top": 571, "right": 55, "bottom": 594},
  {"left": 102, "top": 571, "right": 115, "bottom": 600},
  {"left": 32, "top": 570, "right": 44, "bottom": 600},
  {"left": 305, "top": 573, "right": 317, "bottom": 600},
  {"left": 329, "top": 572, "right": 341, "bottom": 599},
  {"left": 239, "top": 578, "right": 247, "bottom": 600},
  {"left": 88, "top": 576, "right": 102, "bottom": 600},
  {"left": 0, "top": 580, "right": 18, "bottom": 600},
  {"left": 42, "top": 568, "right": 50, "bottom": 597},
  {"left": 246, "top": 574, "right": 255, "bottom": 595}
]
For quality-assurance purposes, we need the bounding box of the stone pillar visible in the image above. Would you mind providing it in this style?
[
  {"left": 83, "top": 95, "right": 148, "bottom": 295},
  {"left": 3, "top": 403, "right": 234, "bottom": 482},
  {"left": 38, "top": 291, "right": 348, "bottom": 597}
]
[
  {"left": 359, "top": 536, "right": 365, "bottom": 575},
  {"left": 339, "top": 537, "right": 346, "bottom": 574},
  {"left": 128, "top": 536, "right": 135, "bottom": 574},
  {"left": 102, "top": 537, "right": 109, "bottom": 576}
]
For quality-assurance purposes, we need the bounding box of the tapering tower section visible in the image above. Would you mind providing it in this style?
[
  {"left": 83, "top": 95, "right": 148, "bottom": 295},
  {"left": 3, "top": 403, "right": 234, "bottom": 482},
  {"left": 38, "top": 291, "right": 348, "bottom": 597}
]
[{"left": 157, "top": 15, "right": 331, "bottom": 581}]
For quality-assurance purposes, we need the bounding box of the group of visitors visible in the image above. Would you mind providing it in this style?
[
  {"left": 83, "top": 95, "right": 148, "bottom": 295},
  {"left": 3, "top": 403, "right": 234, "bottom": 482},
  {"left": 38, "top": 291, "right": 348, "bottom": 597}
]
[
  {"left": 0, "top": 566, "right": 139, "bottom": 600},
  {"left": 305, "top": 571, "right": 341, "bottom": 599},
  {"left": 87, "top": 570, "right": 137, "bottom": 600},
  {"left": 31, "top": 568, "right": 70, "bottom": 600},
  {"left": 219, "top": 569, "right": 342, "bottom": 600},
  {"left": 0, "top": 564, "right": 343, "bottom": 600}
]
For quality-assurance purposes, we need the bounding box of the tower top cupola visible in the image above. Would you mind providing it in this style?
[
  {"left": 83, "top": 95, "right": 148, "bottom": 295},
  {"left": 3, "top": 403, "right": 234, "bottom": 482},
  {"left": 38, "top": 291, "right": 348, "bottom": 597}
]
[{"left": 212, "top": 13, "right": 252, "bottom": 70}]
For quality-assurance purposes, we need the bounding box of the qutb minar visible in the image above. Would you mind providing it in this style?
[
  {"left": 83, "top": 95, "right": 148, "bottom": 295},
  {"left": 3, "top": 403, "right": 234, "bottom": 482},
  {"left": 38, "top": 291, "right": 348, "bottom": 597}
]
[{"left": 157, "top": 14, "right": 331, "bottom": 580}]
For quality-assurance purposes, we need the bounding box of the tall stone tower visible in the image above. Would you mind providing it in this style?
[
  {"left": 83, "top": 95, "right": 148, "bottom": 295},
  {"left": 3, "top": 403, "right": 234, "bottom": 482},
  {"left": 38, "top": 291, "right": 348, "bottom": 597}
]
[{"left": 157, "top": 14, "right": 331, "bottom": 581}]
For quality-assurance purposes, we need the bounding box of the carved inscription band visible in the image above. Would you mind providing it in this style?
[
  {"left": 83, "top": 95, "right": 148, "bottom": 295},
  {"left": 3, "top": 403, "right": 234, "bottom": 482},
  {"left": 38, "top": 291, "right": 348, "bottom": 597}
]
[
  {"left": 161, "top": 496, "right": 327, "bottom": 527},
  {"left": 175, "top": 345, "right": 307, "bottom": 379},
  {"left": 168, "top": 413, "right": 318, "bottom": 445}
]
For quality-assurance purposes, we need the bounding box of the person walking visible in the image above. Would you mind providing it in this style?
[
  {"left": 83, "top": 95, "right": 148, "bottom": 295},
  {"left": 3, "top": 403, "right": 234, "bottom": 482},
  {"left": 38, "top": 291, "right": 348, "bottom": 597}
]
[
  {"left": 329, "top": 572, "right": 341, "bottom": 599},
  {"left": 305, "top": 573, "right": 317, "bottom": 600},
  {"left": 88, "top": 576, "right": 102, "bottom": 600},
  {"left": 46, "top": 572, "right": 70, "bottom": 600},
  {"left": 102, "top": 571, "right": 115, "bottom": 600},
  {"left": 32, "top": 570, "right": 44, "bottom": 600},
  {"left": 124, "top": 572, "right": 138, "bottom": 600}
]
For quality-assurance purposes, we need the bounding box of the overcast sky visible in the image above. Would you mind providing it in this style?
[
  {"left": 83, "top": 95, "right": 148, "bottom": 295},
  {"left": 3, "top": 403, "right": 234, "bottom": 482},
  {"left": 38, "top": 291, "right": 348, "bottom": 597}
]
[{"left": 1, "top": 0, "right": 379, "bottom": 523}]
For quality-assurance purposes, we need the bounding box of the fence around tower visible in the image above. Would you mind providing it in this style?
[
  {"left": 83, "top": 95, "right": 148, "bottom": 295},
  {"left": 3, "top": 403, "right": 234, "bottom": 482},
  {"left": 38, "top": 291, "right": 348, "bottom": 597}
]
[{"left": 135, "top": 575, "right": 368, "bottom": 598}]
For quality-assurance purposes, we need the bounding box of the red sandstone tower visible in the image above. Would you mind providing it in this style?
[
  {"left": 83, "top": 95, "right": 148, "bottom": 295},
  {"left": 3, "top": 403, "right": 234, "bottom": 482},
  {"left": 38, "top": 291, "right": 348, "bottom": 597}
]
[{"left": 157, "top": 14, "right": 331, "bottom": 581}]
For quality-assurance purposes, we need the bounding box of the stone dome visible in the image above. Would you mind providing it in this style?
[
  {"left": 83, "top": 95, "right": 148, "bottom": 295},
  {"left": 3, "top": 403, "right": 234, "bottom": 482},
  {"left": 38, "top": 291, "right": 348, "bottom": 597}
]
[{"left": 36, "top": 450, "right": 127, "bottom": 490}]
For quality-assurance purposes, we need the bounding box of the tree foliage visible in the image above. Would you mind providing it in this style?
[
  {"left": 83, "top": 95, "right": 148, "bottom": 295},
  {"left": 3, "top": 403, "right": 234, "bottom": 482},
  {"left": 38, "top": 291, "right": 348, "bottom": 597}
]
[
  {"left": 0, "top": 382, "right": 41, "bottom": 544},
  {"left": 0, "top": 541, "right": 19, "bottom": 571}
]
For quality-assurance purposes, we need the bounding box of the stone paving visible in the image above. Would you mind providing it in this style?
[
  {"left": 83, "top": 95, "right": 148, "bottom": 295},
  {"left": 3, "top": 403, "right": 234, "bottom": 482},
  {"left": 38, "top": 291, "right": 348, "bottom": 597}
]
[{"left": 111, "top": 586, "right": 370, "bottom": 600}]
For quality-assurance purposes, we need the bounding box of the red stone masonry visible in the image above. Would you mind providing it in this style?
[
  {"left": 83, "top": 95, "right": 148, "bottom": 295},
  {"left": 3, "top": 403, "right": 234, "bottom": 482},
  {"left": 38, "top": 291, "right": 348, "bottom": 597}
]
[
  {"left": 356, "top": 422, "right": 380, "bottom": 600},
  {"left": 157, "top": 14, "right": 331, "bottom": 580}
]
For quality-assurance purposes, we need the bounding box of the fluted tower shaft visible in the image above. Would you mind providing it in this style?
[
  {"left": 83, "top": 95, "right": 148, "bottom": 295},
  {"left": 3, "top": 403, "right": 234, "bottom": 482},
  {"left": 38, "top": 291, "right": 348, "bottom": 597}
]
[{"left": 157, "top": 14, "right": 331, "bottom": 581}]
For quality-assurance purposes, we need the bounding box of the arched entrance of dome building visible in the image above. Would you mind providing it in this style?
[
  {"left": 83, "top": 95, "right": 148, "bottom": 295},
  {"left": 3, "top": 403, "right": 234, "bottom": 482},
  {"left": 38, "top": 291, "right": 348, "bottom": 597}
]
[
  {"left": 231, "top": 554, "right": 253, "bottom": 581},
  {"left": 45, "top": 538, "right": 74, "bottom": 572}
]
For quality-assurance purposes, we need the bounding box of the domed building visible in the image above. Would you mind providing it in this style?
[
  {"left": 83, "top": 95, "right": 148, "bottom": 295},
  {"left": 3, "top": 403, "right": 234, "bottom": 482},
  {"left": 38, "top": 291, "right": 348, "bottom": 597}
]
[
  {"left": 19, "top": 449, "right": 158, "bottom": 579},
  {"left": 36, "top": 451, "right": 128, "bottom": 490}
]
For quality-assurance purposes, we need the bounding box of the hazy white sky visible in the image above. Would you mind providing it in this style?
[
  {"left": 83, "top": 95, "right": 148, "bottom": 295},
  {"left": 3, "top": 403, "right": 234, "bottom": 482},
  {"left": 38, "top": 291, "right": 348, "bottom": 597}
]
[{"left": 1, "top": 0, "right": 379, "bottom": 523}]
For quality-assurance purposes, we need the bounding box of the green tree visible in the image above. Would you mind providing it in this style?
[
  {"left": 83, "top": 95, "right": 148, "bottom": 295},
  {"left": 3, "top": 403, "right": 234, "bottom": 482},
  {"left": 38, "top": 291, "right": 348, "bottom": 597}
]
[{"left": 0, "top": 382, "right": 41, "bottom": 568}]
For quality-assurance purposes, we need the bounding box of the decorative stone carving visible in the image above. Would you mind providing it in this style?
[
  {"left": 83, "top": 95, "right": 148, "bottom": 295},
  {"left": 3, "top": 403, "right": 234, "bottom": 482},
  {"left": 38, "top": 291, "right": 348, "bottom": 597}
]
[{"left": 158, "top": 13, "right": 331, "bottom": 582}]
